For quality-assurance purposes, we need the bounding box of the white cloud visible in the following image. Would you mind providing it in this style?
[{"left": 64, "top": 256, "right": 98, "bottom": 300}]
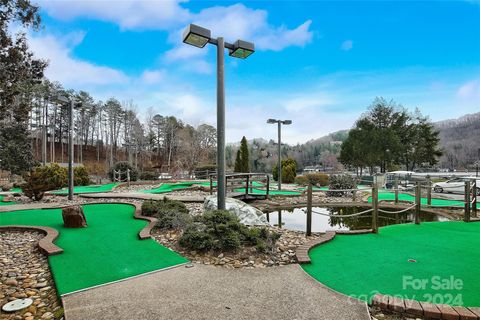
[
  {"left": 341, "top": 40, "right": 353, "bottom": 51},
  {"left": 283, "top": 94, "right": 337, "bottom": 113},
  {"left": 38, "top": 0, "right": 190, "bottom": 30},
  {"left": 162, "top": 4, "right": 313, "bottom": 71},
  {"left": 140, "top": 69, "right": 167, "bottom": 85},
  {"left": 457, "top": 80, "right": 480, "bottom": 100},
  {"left": 28, "top": 32, "right": 129, "bottom": 86}
]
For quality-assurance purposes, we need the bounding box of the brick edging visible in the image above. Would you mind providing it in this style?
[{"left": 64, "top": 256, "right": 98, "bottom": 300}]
[
  {"left": 372, "top": 293, "right": 480, "bottom": 320},
  {"left": 129, "top": 202, "right": 157, "bottom": 240},
  {"left": 296, "top": 229, "right": 374, "bottom": 264},
  {"left": 0, "top": 225, "right": 63, "bottom": 256}
]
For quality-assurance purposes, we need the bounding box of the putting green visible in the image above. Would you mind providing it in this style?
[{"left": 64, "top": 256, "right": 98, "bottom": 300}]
[
  {"left": 0, "top": 195, "right": 15, "bottom": 206},
  {"left": 233, "top": 187, "right": 302, "bottom": 196},
  {"left": 0, "top": 203, "right": 188, "bottom": 295},
  {"left": 302, "top": 221, "right": 480, "bottom": 307},
  {"left": 51, "top": 183, "right": 119, "bottom": 195},
  {"left": 368, "top": 192, "right": 475, "bottom": 208},
  {"left": 142, "top": 181, "right": 207, "bottom": 194}
]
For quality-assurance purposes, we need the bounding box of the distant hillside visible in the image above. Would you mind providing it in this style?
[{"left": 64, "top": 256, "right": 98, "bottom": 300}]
[
  {"left": 226, "top": 130, "right": 349, "bottom": 172},
  {"left": 435, "top": 112, "right": 480, "bottom": 169}
]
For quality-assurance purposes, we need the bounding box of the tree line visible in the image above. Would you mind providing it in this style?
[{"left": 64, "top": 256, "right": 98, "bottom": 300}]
[
  {"left": 0, "top": 1, "right": 216, "bottom": 177},
  {"left": 339, "top": 98, "right": 442, "bottom": 174}
]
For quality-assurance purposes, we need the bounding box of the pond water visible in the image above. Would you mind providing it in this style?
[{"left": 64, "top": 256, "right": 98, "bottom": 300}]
[{"left": 265, "top": 206, "right": 449, "bottom": 232}]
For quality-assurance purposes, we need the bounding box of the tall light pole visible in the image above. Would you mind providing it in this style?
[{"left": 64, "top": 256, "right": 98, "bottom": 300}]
[
  {"left": 267, "top": 119, "right": 292, "bottom": 190},
  {"left": 53, "top": 95, "right": 91, "bottom": 200},
  {"left": 183, "top": 24, "right": 254, "bottom": 210}
]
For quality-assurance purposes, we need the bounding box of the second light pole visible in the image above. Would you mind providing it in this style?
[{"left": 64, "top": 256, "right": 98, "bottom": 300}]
[{"left": 267, "top": 119, "right": 292, "bottom": 190}]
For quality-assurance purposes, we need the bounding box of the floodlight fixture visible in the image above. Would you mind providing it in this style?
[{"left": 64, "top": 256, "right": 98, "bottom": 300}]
[
  {"left": 229, "top": 40, "right": 255, "bottom": 59},
  {"left": 267, "top": 119, "right": 293, "bottom": 190},
  {"left": 182, "top": 24, "right": 211, "bottom": 48}
]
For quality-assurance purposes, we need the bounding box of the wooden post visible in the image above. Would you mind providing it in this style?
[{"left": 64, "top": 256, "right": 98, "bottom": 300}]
[
  {"left": 473, "top": 180, "right": 477, "bottom": 218},
  {"left": 306, "top": 184, "right": 313, "bottom": 236},
  {"left": 209, "top": 175, "right": 213, "bottom": 195},
  {"left": 127, "top": 169, "right": 130, "bottom": 187},
  {"left": 277, "top": 209, "right": 282, "bottom": 228},
  {"left": 415, "top": 182, "right": 421, "bottom": 225},
  {"left": 394, "top": 177, "right": 399, "bottom": 204},
  {"left": 372, "top": 185, "right": 378, "bottom": 233},
  {"left": 464, "top": 181, "right": 471, "bottom": 222},
  {"left": 352, "top": 188, "right": 357, "bottom": 202},
  {"left": 427, "top": 178, "right": 432, "bottom": 206},
  {"left": 266, "top": 175, "right": 270, "bottom": 200},
  {"left": 266, "top": 211, "right": 270, "bottom": 222},
  {"left": 245, "top": 175, "right": 250, "bottom": 196}
]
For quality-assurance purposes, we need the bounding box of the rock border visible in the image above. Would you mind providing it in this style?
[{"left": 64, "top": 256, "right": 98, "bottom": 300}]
[
  {"left": 372, "top": 293, "right": 480, "bottom": 320},
  {"left": 0, "top": 225, "right": 63, "bottom": 256},
  {"left": 295, "top": 229, "right": 373, "bottom": 264},
  {"left": 0, "top": 202, "right": 157, "bottom": 257}
]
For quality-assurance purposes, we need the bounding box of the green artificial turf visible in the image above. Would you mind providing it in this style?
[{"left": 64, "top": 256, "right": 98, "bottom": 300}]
[
  {"left": 0, "top": 203, "right": 188, "bottom": 295},
  {"left": 51, "top": 183, "right": 119, "bottom": 195},
  {"left": 0, "top": 195, "right": 15, "bottom": 206},
  {"left": 233, "top": 187, "right": 302, "bottom": 196},
  {"left": 368, "top": 192, "right": 471, "bottom": 208},
  {"left": 142, "top": 181, "right": 203, "bottom": 194},
  {"left": 10, "top": 187, "right": 22, "bottom": 193},
  {"left": 302, "top": 221, "right": 480, "bottom": 307}
]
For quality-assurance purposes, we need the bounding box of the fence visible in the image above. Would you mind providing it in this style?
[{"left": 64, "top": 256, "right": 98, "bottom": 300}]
[
  {"left": 301, "top": 178, "right": 478, "bottom": 236},
  {"left": 112, "top": 169, "right": 131, "bottom": 186},
  {"left": 208, "top": 173, "right": 270, "bottom": 199}
]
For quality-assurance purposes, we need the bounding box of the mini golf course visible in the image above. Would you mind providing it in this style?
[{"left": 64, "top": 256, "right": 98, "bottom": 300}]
[
  {"left": 0, "top": 203, "right": 188, "bottom": 295},
  {"left": 51, "top": 183, "right": 120, "bottom": 195},
  {"left": 302, "top": 221, "right": 480, "bottom": 307},
  {"left": 368, "top": 192, "right": 476, "bottom": 208}
]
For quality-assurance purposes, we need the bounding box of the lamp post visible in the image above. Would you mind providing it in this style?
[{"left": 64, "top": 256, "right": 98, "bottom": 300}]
[
  {"left": 183, "top": 24, "right": 254, "bottom": 210},
  {"left": 53, "top": 95, "right": 91, "bottom": 200},
  {"left": 267, "top": 119, "right": 292, "bottom": 190}
]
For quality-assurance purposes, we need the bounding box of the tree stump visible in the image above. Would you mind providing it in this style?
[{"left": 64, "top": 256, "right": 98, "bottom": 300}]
[{"left": 62, "top": 206, "right": 87, "bottom": 228}]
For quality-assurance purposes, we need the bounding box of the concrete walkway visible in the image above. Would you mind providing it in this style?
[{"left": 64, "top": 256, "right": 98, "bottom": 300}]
[
  {"left": 62, "top": 264, "right": 370, "bottom": 320},
  {"left": 80, "top": 192, "right": 206, "bottom": 202}
]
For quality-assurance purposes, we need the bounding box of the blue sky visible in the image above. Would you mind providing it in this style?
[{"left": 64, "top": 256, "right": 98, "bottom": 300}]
[{"left": 29, "top": 0, "right": 480, "bottom": 143}]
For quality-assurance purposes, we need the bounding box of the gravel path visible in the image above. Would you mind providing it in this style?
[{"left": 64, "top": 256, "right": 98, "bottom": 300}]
[
  {"left": 0, "top": 231, "right": 62, "bottom": 320},
  {"left": 62, "top": 263, "right": 370, "bottom": 320}
]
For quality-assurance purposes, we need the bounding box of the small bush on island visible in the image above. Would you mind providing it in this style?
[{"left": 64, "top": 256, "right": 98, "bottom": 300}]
[
  {"left": 272, "top": 158, "right": 297, "bottom": 183},
  {"left": 327, "top": 174, "right": 356, "bottom": 197},
  {"left": 142, "top": 198, "right": 192, "bottom": 229},
  {"left": 294, "top": 173, "right": 329, "bottom": 186},
  {"left": 179, "top": 210, "right": 280, "bottom": 253}
]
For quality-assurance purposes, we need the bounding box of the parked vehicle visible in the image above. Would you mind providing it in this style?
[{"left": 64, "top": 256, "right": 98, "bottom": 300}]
[{"left": 433, "top": 177, "right": 480, "bottom": 195}]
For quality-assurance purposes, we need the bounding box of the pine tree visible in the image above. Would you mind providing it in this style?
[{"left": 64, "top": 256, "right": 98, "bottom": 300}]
[
  {"left": 240, "top": 136, "right": 250, "bottom": 172},
  {"left": 234, "top": 150, "right": 242, "bottom": 173}
]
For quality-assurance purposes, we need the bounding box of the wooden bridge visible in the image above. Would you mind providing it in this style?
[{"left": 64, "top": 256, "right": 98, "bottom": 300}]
[{"left": 209, "top": 173, "right": 271, "bottom": 201}]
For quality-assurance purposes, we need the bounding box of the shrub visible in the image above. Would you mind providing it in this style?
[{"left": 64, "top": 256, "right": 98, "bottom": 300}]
[
  {"left": 272, "top": 158, "right": 297, "bottom": 183},
  {"left": 139, "top": 171, "right": 158, "bottom": 181},
  {"left": 327, "top": 174, "right": 356, "bottom": 197},
  {"left": 108, "top": 162, "right": 138, "bottom": 182},
  {"left": 22, "top": 164, "right": 67, "bottom": 201},
  {"left": 178, "top": 210, "right": 280, "bottom": 253},
  {"left": 142, "top": 198, "right": 191, "bottom": 229},
  {"left": 295, "top": 173, "right": 329, "bottom": 186},
  {"left": 74, "top": 166, "right": 91, "bottom": 186}
]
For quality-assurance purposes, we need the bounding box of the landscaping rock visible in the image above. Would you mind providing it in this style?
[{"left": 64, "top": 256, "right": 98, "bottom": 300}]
[
  {"left": 0, "top": 231, "right": 61, "bottom": 320},
  {"left": 62, "top": 206, "right": 87, "bottom": 228},
  {"left": 203, "top": 196, "right": 268, "bottom": 226}
]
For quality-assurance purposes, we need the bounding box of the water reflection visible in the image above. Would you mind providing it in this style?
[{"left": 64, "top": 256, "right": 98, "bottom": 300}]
[{"left": 266, "top": 207, "right": 449, "bottom": 233}]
